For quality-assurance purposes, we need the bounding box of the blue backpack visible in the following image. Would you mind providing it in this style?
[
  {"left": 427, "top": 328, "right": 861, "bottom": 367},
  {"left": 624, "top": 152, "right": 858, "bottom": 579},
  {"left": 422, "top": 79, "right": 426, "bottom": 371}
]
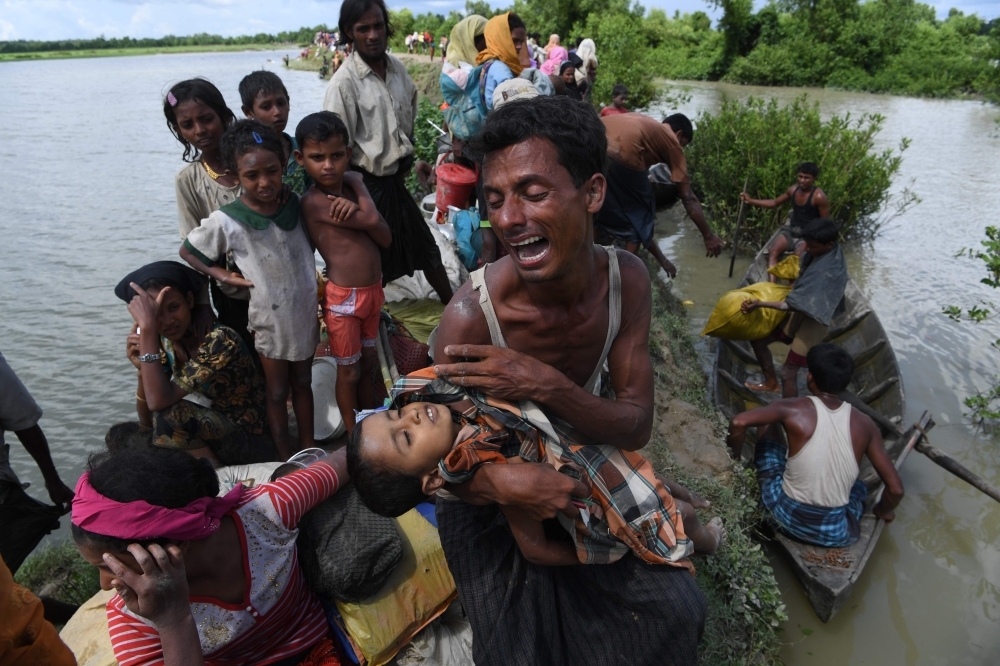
[
  {"left": 439, "top": 65, "right": 489, "bottom": 141},
  {"left": 451, "top": 208, "right": 483, "bottom": 271}
]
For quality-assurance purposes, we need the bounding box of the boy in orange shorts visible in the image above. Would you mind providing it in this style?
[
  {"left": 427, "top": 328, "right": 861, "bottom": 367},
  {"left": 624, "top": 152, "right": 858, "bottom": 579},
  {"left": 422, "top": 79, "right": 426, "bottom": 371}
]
[{"left": 296, "top": 111, "right": 392, "bottom": 433}]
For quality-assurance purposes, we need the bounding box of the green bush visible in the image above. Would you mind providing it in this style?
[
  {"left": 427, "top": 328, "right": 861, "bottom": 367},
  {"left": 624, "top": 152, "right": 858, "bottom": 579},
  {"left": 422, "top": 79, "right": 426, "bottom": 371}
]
[
  {"left": 15, "top": 541, "right": 101, "bottom": 607},
  {"left": 586, "top": 11, "right": 660, "bottom": 109},
  {"left": 686, "top": 95, "right": 918, "bottom": 249}
]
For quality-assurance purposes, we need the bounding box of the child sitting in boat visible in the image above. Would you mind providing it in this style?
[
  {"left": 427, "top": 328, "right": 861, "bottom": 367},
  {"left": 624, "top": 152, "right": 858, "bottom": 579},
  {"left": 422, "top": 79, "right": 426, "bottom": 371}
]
[
  {"left": 180, "top": 120, "right": 318, "bottom": 460},
  {"left": 347, "top": 368, "right": 725, "bottom": 567},
  {"left": 740, "top": 161, "right": 830, "bottom": 282},
  {"left": 725, "top": 343, "right": 904, "bottom": 547},
  {"left": 71, "top": 444, "right": 349, "bottom": 665},
  {"left": 740, "top": 217, "right": 848, "bottom": 397},
  {"left": 295, "top": 111, "right": 391, "bottom": 435}
]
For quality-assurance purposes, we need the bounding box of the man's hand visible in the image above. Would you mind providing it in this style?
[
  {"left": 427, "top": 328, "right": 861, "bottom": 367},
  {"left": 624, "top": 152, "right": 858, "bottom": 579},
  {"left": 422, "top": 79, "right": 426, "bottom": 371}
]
[
  {"left": 45, "top": 478, "right": 74, "bottom": 509},
  {"left": 872, "top": 502, "right": 896, "bottom": 523},
  {"left": 704, "top": 233, "right": 724, "bottom": 257},
  {"left": 434, "top": 345, "right": 562, "bottom": 404},
  {"left": 452, "top": 463, "right": 590, "bottom": 522},
  {"left": 740, "top": 192, "right": 751, "bottom": 204},
  {"left": 126, "top": 323, "right": 142, "bottom": 369},
  {"left": 104, "top": 544, "right": 191, "bottom": 629},
  {"left": 327, "top": 195, "right": 360, "bottom": 224},
  {"left": 191, "top": 304, "right": 216, "bottom": 341}
]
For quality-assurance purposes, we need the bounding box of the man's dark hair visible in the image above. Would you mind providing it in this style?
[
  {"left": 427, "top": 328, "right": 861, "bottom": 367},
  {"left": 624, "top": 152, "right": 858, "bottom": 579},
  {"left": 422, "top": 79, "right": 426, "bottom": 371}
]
[
  {"left": 548, "top": 74, "right": 567, "bottom": 96},
  {"left": 807, "top": 343, "right": 855, "bottom": 393},
  {"left": 470, "top": 96, "right": 607, "bottom": 189},
  {"left": 663, "top": 113, "right": 694, "bottom": 142},
  {"left": 71, "top": 447, "right": 219, "bottom": 552},
  {"left": 295, "top": 111, "right": 351, "bottom": 150},
  {"left": 800, "top": 217, "right": 839, "bottom": 244},
  {"left": 798, "top": 161, "right": 820, "bottom": 177},
  {"left": 347, "top": 417, "right": 426, "bottom": 517},
  {"left": 163, "top": 78, "right": 236, "bottom": 162},
  {"left": 220, "top": 119, "right": 285, "bottom": 173},
  {"left": 338, "top": 0, "right": 394, "bottom": 46},
  {"left": 238, "top": 70, "right": 289, "bottom": 110},
  {"left": 507, "top": 12, "right": 525, "bottom": 32},
  {"left": 612, "top": 83, "right": 629, "bottom": 97}
]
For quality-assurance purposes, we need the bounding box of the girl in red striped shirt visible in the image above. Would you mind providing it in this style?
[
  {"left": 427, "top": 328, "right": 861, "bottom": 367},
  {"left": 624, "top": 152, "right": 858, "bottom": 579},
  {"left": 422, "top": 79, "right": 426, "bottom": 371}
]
[{"left": 71, "top": 445, "right": 349, "bottom": 666}]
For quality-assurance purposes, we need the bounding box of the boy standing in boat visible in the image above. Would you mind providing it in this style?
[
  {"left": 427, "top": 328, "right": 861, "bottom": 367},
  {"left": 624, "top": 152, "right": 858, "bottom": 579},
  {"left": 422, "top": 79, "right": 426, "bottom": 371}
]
[
  {"left": 726, "top": 343, "right": 903, "bottom": 547},
  {"left": 295, "top": 111, "right": 391, "bottom": 434},
  {"left": 741, "top": 162, "right": 829, "bottom": 282},
  {"left": 741, "top": 217, "right": 847, "bottom": 397}
]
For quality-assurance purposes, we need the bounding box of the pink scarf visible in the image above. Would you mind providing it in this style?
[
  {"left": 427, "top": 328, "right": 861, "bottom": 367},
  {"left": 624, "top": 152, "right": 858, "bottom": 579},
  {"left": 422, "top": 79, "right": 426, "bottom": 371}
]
[{"left": 71, "top": 472, "right": 244, "bottom": 541}]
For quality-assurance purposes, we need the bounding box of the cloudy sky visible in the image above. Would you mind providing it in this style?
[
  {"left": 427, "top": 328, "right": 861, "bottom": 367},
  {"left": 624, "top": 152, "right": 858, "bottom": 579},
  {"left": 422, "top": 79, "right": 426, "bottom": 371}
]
[{"left": 0, "top": 0, "right": 996, "bottom": 42}]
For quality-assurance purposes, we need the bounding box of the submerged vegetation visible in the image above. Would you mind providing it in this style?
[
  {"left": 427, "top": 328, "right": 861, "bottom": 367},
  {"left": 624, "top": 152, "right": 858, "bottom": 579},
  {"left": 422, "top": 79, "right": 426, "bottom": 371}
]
[{"left": 687, "top": 95, "right": 918, "bottom": 248}]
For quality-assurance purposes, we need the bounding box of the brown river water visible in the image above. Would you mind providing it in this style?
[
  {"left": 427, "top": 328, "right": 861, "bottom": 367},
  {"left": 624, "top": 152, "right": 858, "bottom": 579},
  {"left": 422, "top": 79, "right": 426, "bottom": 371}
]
[{"left": 1, "top": 51, "right": 997, "bottom": 664}]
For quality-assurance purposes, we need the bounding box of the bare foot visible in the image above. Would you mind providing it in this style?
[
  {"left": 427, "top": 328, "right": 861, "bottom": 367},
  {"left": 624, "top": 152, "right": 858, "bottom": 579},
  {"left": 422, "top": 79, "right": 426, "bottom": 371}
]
[
  {"left": 745, "top": 380, "right": 780, "bottom": 393},
  {"left": 688, "top": 491, "right": 711, "bottom": 510},
  {"left": 703, "top": 517, "right": 727, "bottom": 555}
]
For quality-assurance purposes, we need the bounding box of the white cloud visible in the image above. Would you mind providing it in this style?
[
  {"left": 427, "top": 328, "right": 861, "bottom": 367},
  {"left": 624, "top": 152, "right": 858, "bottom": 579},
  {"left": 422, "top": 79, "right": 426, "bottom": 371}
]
[{"left": 0, "top": 18, "right": 15, "bottom": 39}]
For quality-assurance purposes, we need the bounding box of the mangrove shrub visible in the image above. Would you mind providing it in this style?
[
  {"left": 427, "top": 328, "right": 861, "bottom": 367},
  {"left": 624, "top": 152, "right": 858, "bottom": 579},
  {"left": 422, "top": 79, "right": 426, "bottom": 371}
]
[{"left": 687, "top": 95, "right": 918, "bottom": 249}]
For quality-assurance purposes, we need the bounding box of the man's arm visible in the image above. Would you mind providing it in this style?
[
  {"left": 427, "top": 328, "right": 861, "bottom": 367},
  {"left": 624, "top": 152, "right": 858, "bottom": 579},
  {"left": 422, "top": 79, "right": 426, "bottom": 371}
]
[
  {"left": 741, "top": 299, "right": 790, "bottom": 314},
  {"left": 434, "top": 253, "right": 655, "bottom": 451},
  {"left": 15, "top": 425, "right": 74, "bottom": 506},
  {"left": 726, "top": 401, "right": 790, "bottom": 459},
  {"left": 741, "top": 186, "right": 793, "bottom": 210},
  {"left": 863, "top": 422, "right": 904, "bottom": 522},
  {"left": 677, "top": 181, "right": 723, "bottom": 257},
  {"left": 815, "top": 189, "right": 830, "bottom": 219}
]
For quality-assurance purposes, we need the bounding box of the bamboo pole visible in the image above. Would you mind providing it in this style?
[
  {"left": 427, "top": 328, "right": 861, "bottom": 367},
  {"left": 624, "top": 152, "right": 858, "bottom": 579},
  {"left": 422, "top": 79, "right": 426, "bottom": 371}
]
[{"left": 914, "top": 439, "right": 1000, "bottom": 505}]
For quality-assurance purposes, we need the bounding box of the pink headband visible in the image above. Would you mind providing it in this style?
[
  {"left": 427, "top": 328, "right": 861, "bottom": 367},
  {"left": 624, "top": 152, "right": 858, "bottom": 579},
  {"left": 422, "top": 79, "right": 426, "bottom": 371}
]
[{"left": 71, "top": 472, "right": 243, "bottom": 541}]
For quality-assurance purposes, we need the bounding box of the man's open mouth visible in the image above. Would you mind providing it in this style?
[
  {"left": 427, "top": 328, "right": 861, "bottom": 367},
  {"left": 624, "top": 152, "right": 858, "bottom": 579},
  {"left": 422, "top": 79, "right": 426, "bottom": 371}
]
[{"left": 509, "top": 235, "right": 550, "bottom": 264}]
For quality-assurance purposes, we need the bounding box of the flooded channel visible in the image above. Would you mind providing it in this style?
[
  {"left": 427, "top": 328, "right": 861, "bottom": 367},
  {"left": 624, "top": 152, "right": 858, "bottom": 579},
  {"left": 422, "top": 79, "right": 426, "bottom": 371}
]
[{"left": 1, "top": 51, "right": 998, "bottom": 664}]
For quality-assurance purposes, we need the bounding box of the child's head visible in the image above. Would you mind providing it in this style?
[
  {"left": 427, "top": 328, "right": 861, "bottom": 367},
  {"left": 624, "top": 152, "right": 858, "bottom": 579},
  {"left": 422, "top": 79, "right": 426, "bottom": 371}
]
[
  {"left": 800, "top": 217, "right": 838, "bottom": 254},
  {"left": 220, "top": 120, "right": 285, "bottom": 204},
  {"left": 72, "top": 446, "right": 219, "bottom": 591},
  {"left": 163, "top": 78, "right": 236, "bottom": 162},
  {"left": 797, "top": 161, "right": 819, "bottom": 188},
  {"left": 294, "top": 111, "right": 352, "bottom": 190},
  {"left": 347, "top": 402, "right": 456, "bottom": 517},
  {"left": 612, "top": 83, "right": 629, "bottom": 109},
  {"left": 806, "top": 343, "right": 854, "bottom": 394},
  {"left": 559, "top": 61, "right": 576, "bottom": 85},
  {"left": 239, "top": 70, "right": 290, "bottom": 134}
]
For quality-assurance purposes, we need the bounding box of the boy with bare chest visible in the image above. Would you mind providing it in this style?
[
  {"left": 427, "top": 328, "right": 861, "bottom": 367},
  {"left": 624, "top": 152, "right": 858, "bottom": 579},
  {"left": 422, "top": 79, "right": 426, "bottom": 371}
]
[{"left": 295, "top": 111, "right": 392, "bottom": 433}]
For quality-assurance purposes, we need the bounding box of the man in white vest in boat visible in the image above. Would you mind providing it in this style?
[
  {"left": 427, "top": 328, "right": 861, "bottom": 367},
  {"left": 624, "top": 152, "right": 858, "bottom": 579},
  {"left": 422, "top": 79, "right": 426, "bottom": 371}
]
[{"left": 726, "top": 343, "right": 904, "bottom": 547}]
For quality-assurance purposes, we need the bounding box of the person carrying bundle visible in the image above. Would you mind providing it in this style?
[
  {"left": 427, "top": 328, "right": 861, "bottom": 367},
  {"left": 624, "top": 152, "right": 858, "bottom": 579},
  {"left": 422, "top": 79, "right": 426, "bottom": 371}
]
[{"left": 740, "top": 218, "right": 848, "bottom": 397}]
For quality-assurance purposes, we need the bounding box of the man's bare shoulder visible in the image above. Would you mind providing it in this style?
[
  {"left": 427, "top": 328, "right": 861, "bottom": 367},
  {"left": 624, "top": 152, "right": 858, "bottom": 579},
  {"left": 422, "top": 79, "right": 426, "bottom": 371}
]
[
  {"left": 813, "top": 188, "right": 829, "bottom": 204},
  {"left": 434, "top": 279, "right": 491, "bottom": 361},
  {"left": 612, "top": 248, "right": 652, "bottom": 315},
  {"left": 849, "top": 405, "right": 881, "bottom": 441}
]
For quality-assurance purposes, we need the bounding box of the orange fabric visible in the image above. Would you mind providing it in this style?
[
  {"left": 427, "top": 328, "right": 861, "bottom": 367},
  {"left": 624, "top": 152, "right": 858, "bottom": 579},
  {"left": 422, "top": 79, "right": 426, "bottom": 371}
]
[
  {"left": 476, "top": 13, "right": 523, "bottom": 75},
  {"left": 298, "top": 637, "right": 343, "bottom": 666},
  {"left": 0, "top": 559, "right": 76, "bottom": 666},
  {"left": 323, "top": 280, "right": 385, "bottom": 364}
]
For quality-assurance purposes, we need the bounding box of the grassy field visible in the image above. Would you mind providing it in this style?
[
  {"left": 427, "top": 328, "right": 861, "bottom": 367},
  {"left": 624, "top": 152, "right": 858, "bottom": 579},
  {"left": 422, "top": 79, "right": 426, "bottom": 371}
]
[{"left": 0, "top": 43, "right": 296, "bottom": 63}]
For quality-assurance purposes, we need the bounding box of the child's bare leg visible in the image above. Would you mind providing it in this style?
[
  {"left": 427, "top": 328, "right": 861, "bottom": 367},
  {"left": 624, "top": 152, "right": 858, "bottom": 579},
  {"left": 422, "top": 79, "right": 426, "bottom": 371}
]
[
  {"left": 655, "top": 472, "right": 710, "bottom": 509},
  {"left": 260, "top": 355, "right": 293, "bottom": 460},
  {"left": 356, "top": 347, "right": 377, "bottom": 410},
  {"left": 290, "top": 358, "right": 315, "bottom": 451},
  {"left": 677, "top": 498, "right": 726, "bottom": 555},
  {"left": 336, "top": 359, "right": 361, "bottom": 433}
]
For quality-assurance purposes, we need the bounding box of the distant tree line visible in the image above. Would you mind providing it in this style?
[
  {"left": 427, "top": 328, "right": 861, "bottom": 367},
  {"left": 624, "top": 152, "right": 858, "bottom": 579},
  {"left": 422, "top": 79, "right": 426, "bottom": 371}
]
[{"left": 0, "top": 26, "right": 329, "bottom": 54}]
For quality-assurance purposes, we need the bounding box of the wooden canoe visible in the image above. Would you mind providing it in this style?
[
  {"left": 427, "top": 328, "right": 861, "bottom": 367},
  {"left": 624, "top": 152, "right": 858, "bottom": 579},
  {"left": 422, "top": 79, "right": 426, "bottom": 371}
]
[{"left": 713, "top": 232, "right": 909, "bottom": 622}]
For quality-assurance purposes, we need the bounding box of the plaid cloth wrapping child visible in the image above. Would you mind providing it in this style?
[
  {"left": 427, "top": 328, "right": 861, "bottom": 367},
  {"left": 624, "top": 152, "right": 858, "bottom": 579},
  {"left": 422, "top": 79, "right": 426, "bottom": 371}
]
[{"left": 389, "top": 368, "right": 695, "bottom": 571}]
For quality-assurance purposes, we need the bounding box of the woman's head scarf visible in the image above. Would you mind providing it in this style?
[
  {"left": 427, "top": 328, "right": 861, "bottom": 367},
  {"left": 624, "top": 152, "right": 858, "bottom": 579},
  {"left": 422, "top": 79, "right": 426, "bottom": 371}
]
[
  {"left": 476, "top": 13, "right": 524, "bottom": 76},
  {"left": 575, "top": 38, "right": 598, "bottom": 84},
  {"left": 447, "top": 14, "right": 488, "bottom": 68},
  {"left": 114, "top": 261, "right": 207, "bottom": 304},
  {"left": 544, "top": 34, "right": 560, "bottom": 51}
]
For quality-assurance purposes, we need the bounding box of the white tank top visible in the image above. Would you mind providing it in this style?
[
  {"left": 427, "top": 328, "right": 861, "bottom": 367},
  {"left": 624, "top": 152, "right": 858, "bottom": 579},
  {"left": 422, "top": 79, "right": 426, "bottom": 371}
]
[{"left": 782, "top": 397, "right": 859, "bottom": 508}]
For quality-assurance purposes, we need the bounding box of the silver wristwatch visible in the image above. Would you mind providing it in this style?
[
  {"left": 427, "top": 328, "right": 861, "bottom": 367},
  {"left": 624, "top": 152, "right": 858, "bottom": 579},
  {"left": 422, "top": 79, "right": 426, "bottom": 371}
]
[{"left": 138, "top": 353, "right": 162, "bottom": 363}]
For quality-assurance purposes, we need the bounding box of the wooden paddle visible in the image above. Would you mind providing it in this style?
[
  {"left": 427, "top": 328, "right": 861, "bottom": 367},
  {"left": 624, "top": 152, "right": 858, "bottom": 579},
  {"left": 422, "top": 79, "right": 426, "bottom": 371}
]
[{"left": 729, "top": 178, "right": 749, "bottom": 278}]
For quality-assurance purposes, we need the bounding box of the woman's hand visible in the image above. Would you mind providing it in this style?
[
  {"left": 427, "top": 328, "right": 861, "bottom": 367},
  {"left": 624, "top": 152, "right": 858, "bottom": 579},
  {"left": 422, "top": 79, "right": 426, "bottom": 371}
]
[
  {"left": 741, "top": 298, "right": 759, "bottom": 314},
  {"left": 127, "top": 283, "right": 167, "bottom": 331},
  {"left": 126, "top": 323, "right": 142, "bottom": 369},
  {"left": 104, "top": 544, "right": 191, "bottom": 629}
]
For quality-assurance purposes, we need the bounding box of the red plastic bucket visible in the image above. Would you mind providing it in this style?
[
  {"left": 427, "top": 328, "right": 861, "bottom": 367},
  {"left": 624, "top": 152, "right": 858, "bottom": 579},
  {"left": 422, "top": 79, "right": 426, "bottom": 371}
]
[{"left": 435, "top": 154, "right": 478, "bottom": 217}]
